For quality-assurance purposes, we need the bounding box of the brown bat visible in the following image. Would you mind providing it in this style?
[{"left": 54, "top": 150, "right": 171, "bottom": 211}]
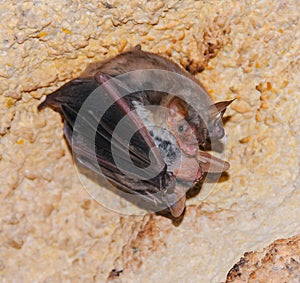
[{"left": 38, "top": 45, "right": 232, "bottom": 217}]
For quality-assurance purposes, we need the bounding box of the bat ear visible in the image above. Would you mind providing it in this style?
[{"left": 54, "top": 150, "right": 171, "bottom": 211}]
[
  {"left": 165, "top": 96, "right": 189, "bottom": 122},
  {"left": 207, "top": 99, "right": 235, "bottom": 140},
  {"left": 209, "top": 99, "right": 235, "bottom": 118}
]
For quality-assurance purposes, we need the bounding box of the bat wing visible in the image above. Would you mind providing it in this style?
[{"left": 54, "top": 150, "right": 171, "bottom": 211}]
[{"left": 39, "top": 74, "right": 180, "bottom": 214}]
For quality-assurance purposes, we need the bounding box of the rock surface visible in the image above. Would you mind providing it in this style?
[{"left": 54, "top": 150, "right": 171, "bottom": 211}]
[{"left": 0, "top": 0, "right": 299, "bottom": 282}]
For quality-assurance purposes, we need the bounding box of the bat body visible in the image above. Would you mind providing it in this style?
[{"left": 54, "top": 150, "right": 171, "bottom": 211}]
[{"left": 39, "top": 45, "right": 232, "bottom": 217}]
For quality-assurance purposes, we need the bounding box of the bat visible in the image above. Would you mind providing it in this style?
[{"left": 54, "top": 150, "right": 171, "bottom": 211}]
[{"left": 38, "top": 45, "right": 233, "bottom": 217}]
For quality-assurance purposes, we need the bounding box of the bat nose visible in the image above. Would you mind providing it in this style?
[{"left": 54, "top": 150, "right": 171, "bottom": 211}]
[{"left": 181, "top": 142, "right": 198, "bottom": 156}]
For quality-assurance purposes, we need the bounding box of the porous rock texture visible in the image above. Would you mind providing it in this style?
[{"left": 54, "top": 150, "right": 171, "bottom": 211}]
[
  {"left": 0, "top": 1, "right": 299, "bottom": 282},
  {"left": 226, "top": 235, "right": 300, "bottom": 283}
]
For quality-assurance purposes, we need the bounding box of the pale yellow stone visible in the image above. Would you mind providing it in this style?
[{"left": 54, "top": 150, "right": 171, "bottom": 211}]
[{"left": 0, "top": 1, "right": 299, "bottom": 282}]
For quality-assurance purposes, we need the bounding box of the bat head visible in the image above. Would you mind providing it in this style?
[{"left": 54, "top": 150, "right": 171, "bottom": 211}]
[
  {"left": 162, "top": 96, "right": 199, "bottom": 157},
  {"left": 161, "top": 96, "right": 234, "bottom": 155}
]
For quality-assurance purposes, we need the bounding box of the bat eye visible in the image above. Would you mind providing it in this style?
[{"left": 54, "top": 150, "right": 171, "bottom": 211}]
[{"left": 178, "top": 124, "right": 184, "bottom": 132}]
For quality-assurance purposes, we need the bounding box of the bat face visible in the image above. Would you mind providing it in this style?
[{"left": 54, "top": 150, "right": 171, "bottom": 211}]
[
  {"left": 162, "top": 96, "right": 199, "bottom": 157},
  {"left": 38, "top": 46, "right": 232, "bottom": 218}
]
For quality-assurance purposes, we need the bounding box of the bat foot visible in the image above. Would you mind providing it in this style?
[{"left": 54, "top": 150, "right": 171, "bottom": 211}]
[{"left": 166, "top": 187, "right": 186, "bottom": 218}]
